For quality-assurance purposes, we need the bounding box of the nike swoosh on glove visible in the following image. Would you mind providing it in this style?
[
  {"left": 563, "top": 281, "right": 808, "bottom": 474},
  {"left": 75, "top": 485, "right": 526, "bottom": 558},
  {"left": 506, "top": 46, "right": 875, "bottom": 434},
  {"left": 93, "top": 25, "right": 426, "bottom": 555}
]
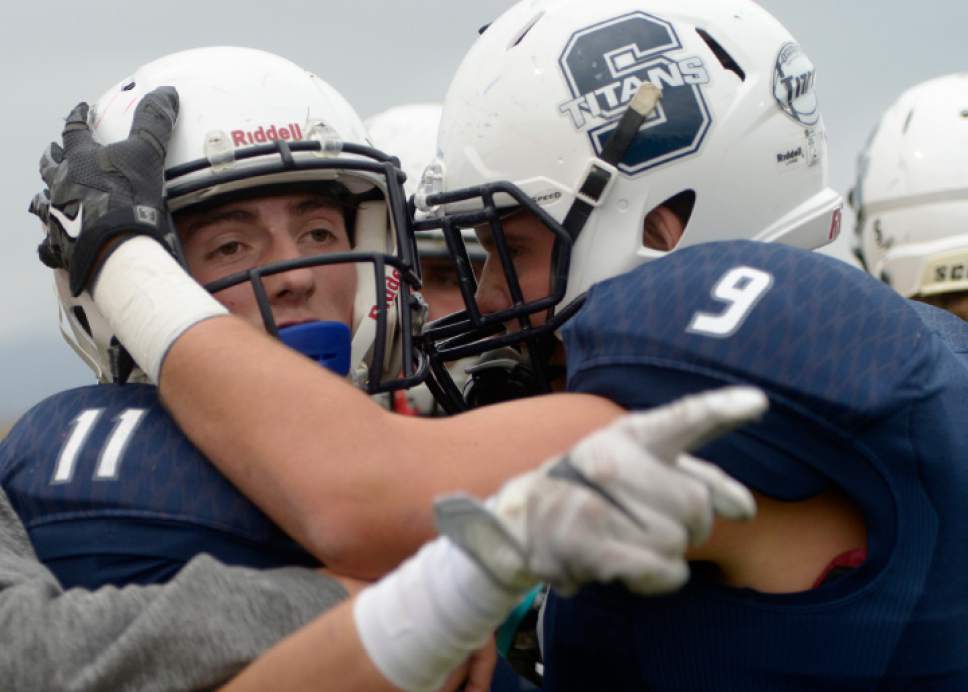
[{"left": 29, "top": 86, "right": 181, "bottom": 296}]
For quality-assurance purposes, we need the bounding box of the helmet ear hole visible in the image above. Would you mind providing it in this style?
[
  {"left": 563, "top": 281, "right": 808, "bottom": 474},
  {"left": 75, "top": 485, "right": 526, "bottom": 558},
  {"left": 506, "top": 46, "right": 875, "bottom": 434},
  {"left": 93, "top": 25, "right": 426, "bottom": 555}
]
[
  {"left": 643, "top": 190, "right": 695, "bottom": 251},
  {"left": 665, "top": 189, "right": 697, "bottom": 229}
]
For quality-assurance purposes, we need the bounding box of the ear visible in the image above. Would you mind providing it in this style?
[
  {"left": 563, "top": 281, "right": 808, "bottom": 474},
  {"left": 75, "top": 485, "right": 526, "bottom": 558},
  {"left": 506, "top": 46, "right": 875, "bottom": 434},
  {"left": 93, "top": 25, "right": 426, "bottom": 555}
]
[{"left": 643, "top": 205, "right": 686, "bottom": 251}]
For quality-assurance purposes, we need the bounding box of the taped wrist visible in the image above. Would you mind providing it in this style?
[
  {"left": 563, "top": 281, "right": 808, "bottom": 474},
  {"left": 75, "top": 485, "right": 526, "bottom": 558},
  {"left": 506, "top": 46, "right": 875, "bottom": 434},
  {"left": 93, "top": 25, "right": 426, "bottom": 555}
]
[
  {"left": 353, "top": 537, "right": 527, "bottom": 691},
  {"left": 69, "top": 206, "right": 176, "bottom": 296},
  {"left": 92, "top": 236, "right": 228, "bottom": 382}
]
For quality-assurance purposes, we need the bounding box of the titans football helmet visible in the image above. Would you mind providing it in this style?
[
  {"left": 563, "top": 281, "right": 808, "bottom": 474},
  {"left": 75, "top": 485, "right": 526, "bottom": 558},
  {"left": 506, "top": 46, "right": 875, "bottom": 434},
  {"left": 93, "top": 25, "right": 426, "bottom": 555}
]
[
  {"left": 50, "top": 47, "right": 424, "bottom": 393},
  {"left": 414, "top": 0, "right": 843, "bottom": 408},
  {"left": 852, "top": 73, "right": 968, "bottom": 299}
]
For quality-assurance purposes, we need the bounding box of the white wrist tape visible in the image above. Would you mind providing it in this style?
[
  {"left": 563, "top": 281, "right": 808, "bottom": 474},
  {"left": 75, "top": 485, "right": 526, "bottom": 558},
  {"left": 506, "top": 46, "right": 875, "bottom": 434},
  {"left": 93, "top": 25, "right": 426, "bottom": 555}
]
[
  {"left": 92, "top": 237, "right": 228, "bottom": 382},
  {"left": 353, "top": 537, "right": 526, "bottom": 692}
]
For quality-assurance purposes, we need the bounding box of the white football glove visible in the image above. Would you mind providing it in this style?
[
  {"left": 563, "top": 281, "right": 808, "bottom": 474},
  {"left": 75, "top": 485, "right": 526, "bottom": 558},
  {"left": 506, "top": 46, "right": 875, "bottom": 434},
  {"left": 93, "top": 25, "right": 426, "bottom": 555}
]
[{"left": 434, "top": 386, "right": 766, "bottom": 596}]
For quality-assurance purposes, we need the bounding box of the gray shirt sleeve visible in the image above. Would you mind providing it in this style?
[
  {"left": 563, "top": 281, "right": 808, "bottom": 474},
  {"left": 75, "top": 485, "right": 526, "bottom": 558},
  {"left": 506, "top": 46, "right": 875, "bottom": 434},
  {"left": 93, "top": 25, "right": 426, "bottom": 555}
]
[{"left": 0, "top": 487, "right": 348, "bottom": 692}]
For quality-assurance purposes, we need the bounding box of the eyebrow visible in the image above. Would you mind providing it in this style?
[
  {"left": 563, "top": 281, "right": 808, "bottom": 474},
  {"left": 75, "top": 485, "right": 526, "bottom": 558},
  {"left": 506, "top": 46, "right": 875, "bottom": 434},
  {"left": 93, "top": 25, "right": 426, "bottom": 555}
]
[
  {"left": 179, "top": 208, "right": 255, "bottom": 238},
  {"left": 290, "top": 195, "right": 346, "bottom": 217},
  {"left": 179, "top": 195, "right": 345, "bottom": 238}
]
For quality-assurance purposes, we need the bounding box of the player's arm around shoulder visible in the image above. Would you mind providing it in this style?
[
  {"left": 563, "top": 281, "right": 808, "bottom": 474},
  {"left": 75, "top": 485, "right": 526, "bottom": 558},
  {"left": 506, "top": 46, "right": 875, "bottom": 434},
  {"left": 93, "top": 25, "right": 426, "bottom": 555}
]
[
  {"left": 317, "top": 391, "right": 627, "bottom": 578},
  {"left": 159, "top": 314, "right": 625, "bottom": 578}
]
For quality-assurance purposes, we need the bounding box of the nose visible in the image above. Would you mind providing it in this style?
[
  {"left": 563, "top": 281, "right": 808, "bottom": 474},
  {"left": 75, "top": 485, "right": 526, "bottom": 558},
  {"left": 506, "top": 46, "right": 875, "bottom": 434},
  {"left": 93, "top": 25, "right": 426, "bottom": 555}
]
[
  {"left": 263, "top": 236, "right": 316, "bottom": 305},
  {"left": 474, "top": 256, "right": 512, "bottom": 315}
]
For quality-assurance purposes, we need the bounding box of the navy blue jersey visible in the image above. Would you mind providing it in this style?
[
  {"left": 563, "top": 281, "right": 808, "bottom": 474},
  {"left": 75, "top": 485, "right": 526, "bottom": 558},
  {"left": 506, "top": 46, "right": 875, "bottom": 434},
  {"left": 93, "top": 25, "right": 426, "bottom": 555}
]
[
  {"left": 0, "top": 383, "right": 531, "bottom": 692},
  {"left": 545, "top": 241, "right": 968, "bottom": 690},
  {"left": 0, "top": 384, "right": 317, "bottom": 589},
  {"left": 908, "top": 298, "right": 968, "bottom": 358}
]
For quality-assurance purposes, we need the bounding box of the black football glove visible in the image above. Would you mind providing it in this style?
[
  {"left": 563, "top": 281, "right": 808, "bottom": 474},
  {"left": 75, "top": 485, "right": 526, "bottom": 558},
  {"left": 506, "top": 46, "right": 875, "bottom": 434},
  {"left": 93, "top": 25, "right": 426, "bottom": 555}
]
[{"left": 29, "top": 86, "right": 181, "bottom": 296}]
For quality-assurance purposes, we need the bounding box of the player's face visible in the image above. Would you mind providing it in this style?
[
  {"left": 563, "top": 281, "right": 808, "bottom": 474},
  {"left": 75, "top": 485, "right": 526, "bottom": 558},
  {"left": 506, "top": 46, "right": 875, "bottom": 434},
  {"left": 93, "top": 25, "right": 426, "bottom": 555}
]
[
  {"left": 474, "top": 210, "right": 556, "bottom": 323},
  {"left": 474, "top": 204, "right": 687, "bottom": 323},
  {"left": 420, "top": 255, "right": 484, "bottom": 322},
  {"left": 176, "top": 191, "right": 357, "bottom": 330}
]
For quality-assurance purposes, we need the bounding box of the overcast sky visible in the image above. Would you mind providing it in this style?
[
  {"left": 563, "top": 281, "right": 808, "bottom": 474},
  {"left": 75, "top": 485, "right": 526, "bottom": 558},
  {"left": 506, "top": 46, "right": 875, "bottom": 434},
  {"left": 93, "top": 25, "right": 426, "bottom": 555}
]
[{"left": 1, "top": 0, "right": 965, "bottom": 422}]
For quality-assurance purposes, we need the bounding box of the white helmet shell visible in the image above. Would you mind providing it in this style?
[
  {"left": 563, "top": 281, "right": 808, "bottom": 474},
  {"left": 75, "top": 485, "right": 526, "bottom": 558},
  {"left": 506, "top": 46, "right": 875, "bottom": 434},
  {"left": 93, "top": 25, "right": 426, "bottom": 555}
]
[
  {"left": 366, "top": 103, "right": 486, "bottom": 262},
  {"left": 366, "top": 103, "right": 484, "bottom": 413},
  {"left": 424, "top": 0, "right": 843, "bottom": 307},
  {"left": 366, "top": 103, "right": 443, "bottom": 198},
  {"left": 853, "top": 73, "right": 968, "bottom": 297}
]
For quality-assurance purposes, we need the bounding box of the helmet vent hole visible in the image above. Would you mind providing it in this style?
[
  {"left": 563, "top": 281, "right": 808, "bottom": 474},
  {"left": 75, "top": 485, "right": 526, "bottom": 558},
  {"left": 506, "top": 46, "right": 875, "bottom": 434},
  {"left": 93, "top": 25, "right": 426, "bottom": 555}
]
[
  {"left": 72, "top": 306, "right": 92, "bottom": 337},
  {"left": 696, "top": 29, "right": 745, "bottom": 82},
  {"left": 903, "top": 110, "right": 914, "bottom": 133},
  {"left": 960, "top": 109, "right": 968, "bottom": 119},
  {"left": 508, "top": 11, "right": 544, "bottom": 50},
  {"left": 122, "top": 81, "right": 136, "bottom": 92}
]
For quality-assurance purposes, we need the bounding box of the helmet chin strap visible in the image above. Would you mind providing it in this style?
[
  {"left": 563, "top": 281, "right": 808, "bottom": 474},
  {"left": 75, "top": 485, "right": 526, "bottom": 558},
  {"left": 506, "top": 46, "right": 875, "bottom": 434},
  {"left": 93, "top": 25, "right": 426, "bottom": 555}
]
[
  {"left": 108, "top": 339, "right": 136, "bottom": 384},
  {"left": 560, "top": 83, "right": 663, "bottom": 240},
  {"left": 462, "top": 340, "right": 565, "bottom": 409},
  {"left": 549, "top": 83, "right": 664, "bottom": 322}
]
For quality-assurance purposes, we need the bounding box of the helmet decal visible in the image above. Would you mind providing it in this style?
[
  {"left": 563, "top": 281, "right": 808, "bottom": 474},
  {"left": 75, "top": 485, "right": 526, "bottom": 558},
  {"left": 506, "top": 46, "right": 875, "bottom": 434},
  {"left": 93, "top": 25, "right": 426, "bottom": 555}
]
[
  {"left": 557, "top": 11, "right": 712, "bottom": 175},
  {"left": 772, "top": 43, "right": 819, "bottom": 126},
  {"left": 230, "top": 123, "right": 305, "bottom": 147}
]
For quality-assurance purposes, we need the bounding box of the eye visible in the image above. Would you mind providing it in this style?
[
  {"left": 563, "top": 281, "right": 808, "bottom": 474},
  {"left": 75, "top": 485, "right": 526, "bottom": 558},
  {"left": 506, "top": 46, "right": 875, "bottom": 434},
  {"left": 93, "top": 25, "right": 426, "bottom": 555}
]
[
  {"left": 505, "top": 242, "right": 526, "bottom": 260},
  {"left": 303, "top": 227, "right": 338, "bottom": 246},
  {"left": 211, "top": 240, "right": 243, "bottom": 258}
]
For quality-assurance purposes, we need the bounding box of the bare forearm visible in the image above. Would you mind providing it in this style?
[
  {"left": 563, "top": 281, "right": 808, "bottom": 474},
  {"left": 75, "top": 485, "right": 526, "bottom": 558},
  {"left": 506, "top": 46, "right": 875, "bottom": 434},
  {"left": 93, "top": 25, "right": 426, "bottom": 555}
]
[
  {"left": 159, "top": 316, "right": 624, "bottom": 577},
  {"left": 225, "top": 537, "right": 509, "bottom": 692},
  {"left": 158, "top": 316, "right": 404, "bottom": 574},
  {"left": 221, "top": 599, "right": 393, "bottom": 692}
]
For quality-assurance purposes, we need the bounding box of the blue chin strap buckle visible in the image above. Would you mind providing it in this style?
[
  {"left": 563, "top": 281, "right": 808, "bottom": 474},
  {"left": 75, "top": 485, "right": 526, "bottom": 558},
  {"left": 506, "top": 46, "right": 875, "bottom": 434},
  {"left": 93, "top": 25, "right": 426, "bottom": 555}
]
[{"left": 277, "top": 321, "right": 352, "bottom": 376}]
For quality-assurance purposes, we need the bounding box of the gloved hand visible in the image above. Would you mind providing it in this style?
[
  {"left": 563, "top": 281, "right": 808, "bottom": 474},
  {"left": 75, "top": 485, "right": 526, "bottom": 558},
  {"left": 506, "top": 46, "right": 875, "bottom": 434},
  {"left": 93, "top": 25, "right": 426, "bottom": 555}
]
[
  {"left": 434, "top": 386, "right": 766, "bottom": 595},
  {"left": 29, "top": 86, "right": 181, "bottom": 296}
]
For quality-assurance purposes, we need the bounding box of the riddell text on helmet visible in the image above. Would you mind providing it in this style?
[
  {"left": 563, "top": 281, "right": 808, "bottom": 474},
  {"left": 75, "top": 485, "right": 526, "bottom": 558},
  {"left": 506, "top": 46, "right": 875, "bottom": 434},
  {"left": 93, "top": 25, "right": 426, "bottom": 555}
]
[
  {"left": 231, "top": 123, "right": 304, "bottom": 147},
  {"left": 368, "top": 269, "right": 402, "bottom": 320}
]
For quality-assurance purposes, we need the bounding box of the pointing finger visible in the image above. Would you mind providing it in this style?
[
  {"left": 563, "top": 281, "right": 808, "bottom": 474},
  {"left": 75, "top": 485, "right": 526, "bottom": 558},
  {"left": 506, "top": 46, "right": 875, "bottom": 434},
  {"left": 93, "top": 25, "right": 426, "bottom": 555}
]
[
  {"left": 677, "top": 453, "right": 757, "bottom": 522},
  {"left": 617, "top": 386, "right": 768, "bottom": 460}
]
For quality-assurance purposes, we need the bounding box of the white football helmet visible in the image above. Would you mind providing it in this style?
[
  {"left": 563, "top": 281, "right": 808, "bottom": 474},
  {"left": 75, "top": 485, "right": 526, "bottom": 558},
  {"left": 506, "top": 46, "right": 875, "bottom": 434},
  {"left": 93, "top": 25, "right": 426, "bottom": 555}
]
[
  {"left": 366, "top": 103, "right": 485, "bottom": 413},
  {"left": 852, "top": 73, "right": 968, "bottom": 298},
  {"left": 365, "top": 103, "right": 486, "bottom": 265},
  {"left": 416, "top": 0, "right": 842, "bottom": 366},
  {"left": 52, "top": 47, "right": 423, "bottom": 392},
  {"left": 366, "top": 103, "right": 444, "bottom": 199}
]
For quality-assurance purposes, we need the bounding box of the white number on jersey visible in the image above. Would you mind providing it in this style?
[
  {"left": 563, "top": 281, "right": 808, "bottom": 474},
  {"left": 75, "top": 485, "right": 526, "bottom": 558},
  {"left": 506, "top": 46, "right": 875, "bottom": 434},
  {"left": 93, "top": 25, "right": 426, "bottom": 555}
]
[
  {"left": 686, "top": 266, "right": 774, "bottom": 338},
  {"left": 50, "top": 408, "right": 148, "bottom": 484}
]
